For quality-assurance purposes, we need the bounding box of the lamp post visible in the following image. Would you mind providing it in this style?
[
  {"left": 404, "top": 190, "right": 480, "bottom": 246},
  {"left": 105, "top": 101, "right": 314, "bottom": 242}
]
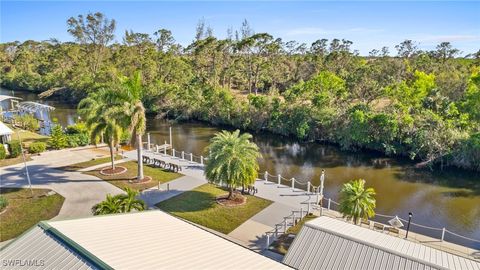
[
  {"left": 405, "top": 212, "right": 413, "bottom": 239},
  {"left": 317, "top": 170, "right": 325, "bottom": 205},
  {"left": 16, "top": 130, "right": 33, "bottom": 197}
]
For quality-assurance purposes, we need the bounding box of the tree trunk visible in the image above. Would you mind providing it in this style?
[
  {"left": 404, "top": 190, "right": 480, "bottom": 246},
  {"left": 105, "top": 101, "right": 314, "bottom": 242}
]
[
  {"left": 228, "top": 185, "right": 234, "bottom": 200},
  {"left": 137, "top": 134, "right": 144, "bottom": 181},
  {"left": 109, "top": 139, "right": 115, "bottom": 170}
]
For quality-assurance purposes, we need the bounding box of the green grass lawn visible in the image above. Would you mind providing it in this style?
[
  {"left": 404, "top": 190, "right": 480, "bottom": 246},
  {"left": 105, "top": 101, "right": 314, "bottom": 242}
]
[
  {"left": 0, "top": 126, "right": 46, "bottom": 168},
  {"left": 9, "top": 126, "right": 49, "bottom": 146},
  {"left": 61, "top": 155, "right": 123, "bottom": 171},
  {"left": 270, "top": 213, "right": 318, "bottom": 254},
  {"left": 85, "top": 161, "right": 181, "bottom": 191},
  {"left": 156, "top": 184, "right": 273, "bottom": 234},
  {"left": 0, "top": 188, "right": 64, "bottom": 242}
]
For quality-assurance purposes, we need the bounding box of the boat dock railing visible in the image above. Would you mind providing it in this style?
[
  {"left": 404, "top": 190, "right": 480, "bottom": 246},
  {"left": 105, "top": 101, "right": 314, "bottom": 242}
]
[{"left": 143, "top": 142, "right": 480, "bottom": 257}]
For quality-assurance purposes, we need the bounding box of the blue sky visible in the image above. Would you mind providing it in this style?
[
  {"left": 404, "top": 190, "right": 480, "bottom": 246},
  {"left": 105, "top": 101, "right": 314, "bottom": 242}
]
[{"left": 1, "top": 1, "right": 479, "bottom": 55}]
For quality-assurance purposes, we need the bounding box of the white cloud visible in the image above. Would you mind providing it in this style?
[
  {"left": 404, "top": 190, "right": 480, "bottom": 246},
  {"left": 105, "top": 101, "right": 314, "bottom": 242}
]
[{"left": 283, "top": 27, "right": 383, "bottom": 36}]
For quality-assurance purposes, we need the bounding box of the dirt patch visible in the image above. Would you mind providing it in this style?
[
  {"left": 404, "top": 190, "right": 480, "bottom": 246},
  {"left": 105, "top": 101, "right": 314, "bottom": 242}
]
[
  {"left": 99, "top": 166, "right": 127, "bottom": 176},
  {"left": 128, "top": 176, "right": 152, "bottom": 184},
  {"left": 216, "top": 192, "right": 247, "bottom": 207}
]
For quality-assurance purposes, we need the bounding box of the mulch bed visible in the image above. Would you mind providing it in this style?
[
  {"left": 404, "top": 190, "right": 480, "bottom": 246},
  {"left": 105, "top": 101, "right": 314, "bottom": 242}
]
[
  {"left": 128, "top": 176, "right": 152, "bottom": 184},
  {"left": 99, "top": 166, "right": 127, "bottom": 176},
  {"left": 216, "top": 192, "right": 247, "bottom": 207}
]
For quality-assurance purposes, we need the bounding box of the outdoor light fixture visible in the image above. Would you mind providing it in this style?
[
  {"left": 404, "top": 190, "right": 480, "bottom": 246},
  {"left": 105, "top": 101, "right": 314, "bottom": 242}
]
[
  {"left": 317, "top": 170, "right": 325, "bottom": 205},
  {"left": 405, "top": 212, "right": 413, "bottom": 239}
]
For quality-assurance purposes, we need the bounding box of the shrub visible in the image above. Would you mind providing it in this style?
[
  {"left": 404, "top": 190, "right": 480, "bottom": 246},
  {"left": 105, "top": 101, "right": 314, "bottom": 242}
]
[
  {"left": 49, "top": 125, "right": 68, "bottom": 149},
  {"left": 13, "top": 114, "right": 39, "bottom": 132},
  {"left": 7, "top": 140, "right": 22, "bottom": 158},
  {"left": 0, "top": 196, "right": 8, "bottom": 211},
  {"left": 29, "top": 142, "right": 47, "bottom": 154},
  {"left": 0, "top": 146, "right": 6, "bottom": 160},
  {"left": 66, "top": 133, "right": 90, "bottom": 148},
  {"left": 66, "top": 122, "right": 88, "bottom": 135},
  {"left": 120, "top": 130, "right": 131, "bottom": 145},
  {"left": 66, "top": 134, "right": 79, "bottom": 148}
]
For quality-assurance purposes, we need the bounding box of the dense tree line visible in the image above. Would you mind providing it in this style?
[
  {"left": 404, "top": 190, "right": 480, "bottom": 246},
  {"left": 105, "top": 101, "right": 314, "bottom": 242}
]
[{"left": 1, "top": 12, "right": 479, "bottom": 171}]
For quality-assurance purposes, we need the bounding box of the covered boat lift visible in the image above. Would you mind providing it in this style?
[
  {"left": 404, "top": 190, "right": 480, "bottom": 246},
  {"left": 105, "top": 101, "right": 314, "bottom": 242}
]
[
  {"left": 0, "top": 94, "right": 22, "bottom": 112},
  {"left": 0, "top": 95, "right": 56, "bottom": 135}
]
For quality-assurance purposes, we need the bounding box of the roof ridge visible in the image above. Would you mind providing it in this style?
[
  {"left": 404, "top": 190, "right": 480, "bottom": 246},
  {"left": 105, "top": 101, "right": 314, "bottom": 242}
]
[
  {"left": 304, "top": 217, "right": 451, "bottom": 270},
  {"left": 39, "top": 221, "right": 113, "bottom": 270}
]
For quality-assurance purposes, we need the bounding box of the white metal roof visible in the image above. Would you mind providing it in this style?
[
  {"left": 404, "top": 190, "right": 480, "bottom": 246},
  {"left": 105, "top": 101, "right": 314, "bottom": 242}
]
[
  {"left": 0, "top": 226, "right": 95, "bottom": 270},
  {"left": 283, "top": 216, "right": 480, "bottom": 270},
  {"left": 0, "top": 94, "right": 22, "bottom": 102},
  {"left": 0, "top": 121, "right": 13, "bottom": 135},
  {"left": 45, "top": 210, "right": 290, "bottom": 270},
  {"left": 17, "top": 101, "right": 55, "bottom": 113}
]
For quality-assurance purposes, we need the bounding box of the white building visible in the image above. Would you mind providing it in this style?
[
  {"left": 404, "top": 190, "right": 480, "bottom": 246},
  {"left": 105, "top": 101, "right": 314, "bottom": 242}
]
[
  {"left": 283, "top": 216, "right": 480, "bottom": 270},
  {"left": 0, "top": 210, "right": 291, "bottom": 270},
  {"left": 0, "top": 121, "right": 13, "bottom": 145}
]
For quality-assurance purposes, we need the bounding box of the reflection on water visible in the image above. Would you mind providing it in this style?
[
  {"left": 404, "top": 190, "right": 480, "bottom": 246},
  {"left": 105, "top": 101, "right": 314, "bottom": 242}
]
[
  {"left": 3, "top": 88, "right": 479, "bottom": 248},
  {"left": 148, "top": 114, "right": 480, "bottom": 248}
]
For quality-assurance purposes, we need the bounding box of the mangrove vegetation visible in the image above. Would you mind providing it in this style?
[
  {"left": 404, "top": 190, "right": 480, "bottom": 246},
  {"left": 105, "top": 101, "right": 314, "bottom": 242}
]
[{"left": 1, "top": 12, "right": 479, "bottom": 171}]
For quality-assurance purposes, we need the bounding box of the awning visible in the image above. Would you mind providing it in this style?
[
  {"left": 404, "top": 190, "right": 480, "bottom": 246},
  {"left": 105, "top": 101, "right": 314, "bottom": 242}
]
[
  {"left": 0, "top": 121, "right": 13, "bottom": 136},
  {"left": 17, "top": 101, "right": 55, "bottom": 113},
  {"left": 0, "top": 95, "right": 22, "bottom": 103}
]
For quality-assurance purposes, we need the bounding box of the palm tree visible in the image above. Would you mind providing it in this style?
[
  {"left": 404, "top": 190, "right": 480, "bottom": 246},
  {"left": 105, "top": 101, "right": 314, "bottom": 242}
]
[
  {"left": 205, "top": 130, "right": 261, "bottom": 199},
  {"left": 338, "top": 179, "right": 376, "bottom": 224},
  {"left": 119, "top": 72, "right": 146, "bottom": 181},
  {"left": 119, "top": 187, "right": 146, "bottom": 212},
  {"left": 91, "top": 194, "right": 122, "bottom": 215},
  {"left": 78, "top": 89, "right": 124, "bottom": 170},
  {"left": 92, "top": 188, "right": 146, "bottom": 215}
]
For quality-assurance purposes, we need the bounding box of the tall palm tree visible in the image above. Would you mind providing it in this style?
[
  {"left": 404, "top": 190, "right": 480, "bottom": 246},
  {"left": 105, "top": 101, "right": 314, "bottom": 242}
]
[
  {"left": 119, "top": 71, "right": 146, "bottom": 181},
  {"left": 119, "top": 187, "right": 146, "bottom": 212},
  {"left": 205, "top": 130, "right": 261, "bottom": 199},
  {"left": 338, "top": 179, "right": 376, "bottom": 224},
  {"left": 78, "top": 89, "right": 124, "bottom": 170}
]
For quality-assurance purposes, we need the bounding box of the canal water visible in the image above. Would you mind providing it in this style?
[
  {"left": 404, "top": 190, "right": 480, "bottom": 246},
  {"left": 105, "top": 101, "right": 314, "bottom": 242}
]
[{"left": 1, "top": 87, "right": 479, "bottom": 248}]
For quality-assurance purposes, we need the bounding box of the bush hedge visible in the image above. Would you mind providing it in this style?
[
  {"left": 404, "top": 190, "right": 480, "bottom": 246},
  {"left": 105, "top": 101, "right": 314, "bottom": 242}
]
[
  {"left": 29, "top": 142, "right": 47, "bottom": 154},
  {"left": 13, "top": 114, "right": 40, "bottom": 132},
  {"left": 66, "top": 122, "right": 88, "bottom": 135},
  {"left": 49, "top": 125, "right": 68, "bottom": 149},
  {"left": 0, "top": 196, "right": 8, "bottom": 211},
  {"left": 7, "top": 140, "right": 22, "bottom": 158},
  {"left": 0, "top": 146, "right": 6, "bottom": 160},
  {"left": 66, "top": 133, "right": 90, "bottom": 148}
]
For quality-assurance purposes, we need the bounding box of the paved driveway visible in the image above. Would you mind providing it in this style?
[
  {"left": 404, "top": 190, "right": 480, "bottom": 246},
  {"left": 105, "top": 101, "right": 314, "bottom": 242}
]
[{"left": 0, "top": 147, "right": 123, "bottom": 220}]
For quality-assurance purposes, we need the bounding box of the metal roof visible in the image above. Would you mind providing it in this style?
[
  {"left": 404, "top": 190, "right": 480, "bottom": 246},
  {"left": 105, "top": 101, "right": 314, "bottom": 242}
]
[
  {"left": 0, "top": 225, "right": 95, "bottom": 270},
  {"left": 2, "top": 210, "right": 290, "bottom": 270},
  {"left": 17, "top": 101, "right": 55, "bottom": 113},
  {"left": 0, "top": 95, "right": 22, "bottom": 103},
  {"left": 283, "top": 216, "right": 480, "bottom": 270},
  {"left": 0, "top": 121, "right": 13, "bottom": 135}
]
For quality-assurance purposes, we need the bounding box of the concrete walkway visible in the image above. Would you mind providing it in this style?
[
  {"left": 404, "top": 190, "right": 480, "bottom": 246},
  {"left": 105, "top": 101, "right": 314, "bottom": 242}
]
[
  {"left": 0, "top": 147, "right": 124, "bottom": 220},
  {"left": 124, "top": 150, "right": 318, "bottom": 250},
  {"left": 77, "top": 158, "right": 130, "bottom": 172},
  {"left": 139, "top": 175, "right": 206, "bottom": 207}
]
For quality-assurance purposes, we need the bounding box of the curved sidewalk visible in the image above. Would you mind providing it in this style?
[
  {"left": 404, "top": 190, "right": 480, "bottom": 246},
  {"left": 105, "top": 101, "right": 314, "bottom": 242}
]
[
  {"left": 123, "top": 150, "right": 317, "bottom": 250},
  {"left": 0, "top": 147, "right": 124, "bottom": 220}
]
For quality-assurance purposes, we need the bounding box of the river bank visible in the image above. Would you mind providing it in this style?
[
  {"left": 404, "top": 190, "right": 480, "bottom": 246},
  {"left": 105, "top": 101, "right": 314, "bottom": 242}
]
[{"left": 1, "top": 87, "right": 480, "bottom": 243}]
